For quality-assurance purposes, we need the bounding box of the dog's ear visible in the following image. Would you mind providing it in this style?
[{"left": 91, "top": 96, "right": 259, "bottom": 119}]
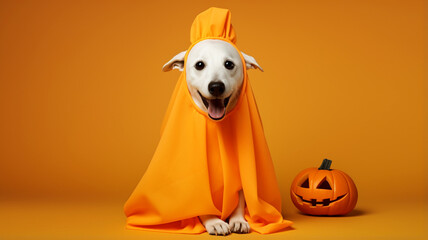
[
  {"left": 241, "top": 52, "right": 264, "bottom": 72},
  {"left": 162, "top": 51, "right": 187, "bottom": 72}
]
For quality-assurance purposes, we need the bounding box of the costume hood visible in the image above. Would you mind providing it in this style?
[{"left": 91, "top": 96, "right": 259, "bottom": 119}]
[{"left": 124, "top": 7, "right": 292, "bottom": 234}]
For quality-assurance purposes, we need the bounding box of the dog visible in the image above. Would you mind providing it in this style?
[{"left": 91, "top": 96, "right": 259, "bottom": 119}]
[
  {"left": 124, "top": 8, "right": 292, "bottom": 235},
  {"left": 162, "top": 39, "right": 263, "bottom": 235}
]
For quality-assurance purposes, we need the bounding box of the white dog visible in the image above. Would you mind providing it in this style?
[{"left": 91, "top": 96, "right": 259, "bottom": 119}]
[{"left": 162, "top": 39, "right": 263, "bottom": 235}]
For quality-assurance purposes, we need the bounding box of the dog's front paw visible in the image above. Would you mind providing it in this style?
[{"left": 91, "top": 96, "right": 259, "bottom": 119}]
[
  {"left": 228, "top": 217, "right": 250, "bottom": 234},
  {"left": 202, "top": 217, "right": 231, "bottom": 236}
]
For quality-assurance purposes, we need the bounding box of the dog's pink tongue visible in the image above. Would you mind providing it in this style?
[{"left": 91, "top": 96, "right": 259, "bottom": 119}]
[{"left": 208, "top": 99, "right": 225, "bottom": 119}]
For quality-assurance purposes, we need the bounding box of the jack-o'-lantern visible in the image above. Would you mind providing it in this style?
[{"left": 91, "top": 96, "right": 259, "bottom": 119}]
[{"left": 290, "top": 159, "right": 358, "bottom": 215}]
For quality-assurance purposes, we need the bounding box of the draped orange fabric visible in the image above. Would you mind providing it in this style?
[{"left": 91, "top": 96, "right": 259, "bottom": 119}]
[{"left": 124, "top": 7, "right": 293, "bottom": 234}]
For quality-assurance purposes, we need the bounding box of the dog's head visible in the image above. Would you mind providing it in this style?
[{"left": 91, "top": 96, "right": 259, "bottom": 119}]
[{"left": 162, "top": 39, "right": 263, "bottom": 120}]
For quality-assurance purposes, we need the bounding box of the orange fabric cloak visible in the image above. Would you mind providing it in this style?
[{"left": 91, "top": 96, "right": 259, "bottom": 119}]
[{"left": 124, "top": 7, "right": 292, "bottom": 234}]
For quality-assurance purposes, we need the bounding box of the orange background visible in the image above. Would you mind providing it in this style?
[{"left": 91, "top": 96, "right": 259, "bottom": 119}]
[{"left": 0, "top": 0, "right": 426, "bottom": 239}]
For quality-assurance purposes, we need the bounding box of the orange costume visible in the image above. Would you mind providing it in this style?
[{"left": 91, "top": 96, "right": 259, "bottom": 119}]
[{"left": 124, "top": 7, "right": 293, "bottom": 234}]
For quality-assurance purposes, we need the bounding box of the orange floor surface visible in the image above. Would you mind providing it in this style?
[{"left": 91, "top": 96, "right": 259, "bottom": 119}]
[{"left": 1, "top": 198, "right": 426, "bottom": 240}]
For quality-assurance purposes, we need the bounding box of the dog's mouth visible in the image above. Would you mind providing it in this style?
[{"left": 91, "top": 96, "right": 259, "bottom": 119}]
[{"left": 198, "top": 91, "right": 231, "bottom": 120}]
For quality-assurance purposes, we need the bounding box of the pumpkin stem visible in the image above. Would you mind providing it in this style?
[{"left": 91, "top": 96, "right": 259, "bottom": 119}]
[{"left": 319, "top": 159, "right": 332, "bottom": 170}]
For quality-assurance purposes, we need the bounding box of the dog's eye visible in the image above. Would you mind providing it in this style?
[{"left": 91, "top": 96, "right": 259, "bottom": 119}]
[
  {"left": 224, "top": 60, "right": 235, "bottom": 70},
  {"left": 195, "top": 61, "right": 205, "bottom": 70}
]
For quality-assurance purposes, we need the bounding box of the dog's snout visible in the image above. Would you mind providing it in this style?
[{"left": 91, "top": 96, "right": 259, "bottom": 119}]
[{"left": 208, "top": 82, "right": 225, "bottom": 97}]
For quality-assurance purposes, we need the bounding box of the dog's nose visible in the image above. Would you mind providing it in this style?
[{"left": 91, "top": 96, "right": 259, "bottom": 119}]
[{"left": 208, "top": 82, "right": 225, "bottom": 97}]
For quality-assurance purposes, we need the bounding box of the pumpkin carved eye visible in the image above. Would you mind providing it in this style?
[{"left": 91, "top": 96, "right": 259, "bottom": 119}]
[
  {"left": 300, "top": 178, "right": 309, "bottom": 188},
  {"left": 317, "top": 177, "right": 332, "bottom": 190}
]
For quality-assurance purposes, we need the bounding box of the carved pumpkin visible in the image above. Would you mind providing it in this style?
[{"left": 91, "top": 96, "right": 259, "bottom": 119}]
[{"left": 290, "top": 159, "right": 358, "bottom": 215}]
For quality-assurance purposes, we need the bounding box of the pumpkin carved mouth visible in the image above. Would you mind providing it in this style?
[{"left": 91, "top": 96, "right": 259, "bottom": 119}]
[{"left": 294, "top": 192, "right": 347, "bottom": 207}]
